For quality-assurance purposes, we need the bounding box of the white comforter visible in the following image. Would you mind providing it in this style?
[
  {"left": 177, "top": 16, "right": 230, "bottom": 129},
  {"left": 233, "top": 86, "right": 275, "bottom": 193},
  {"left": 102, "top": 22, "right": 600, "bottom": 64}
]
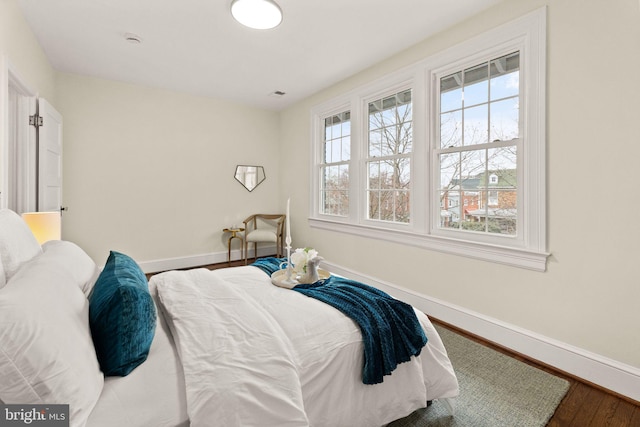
[{"left": 152, "top": 266, "right": 458, "bottom": 427}]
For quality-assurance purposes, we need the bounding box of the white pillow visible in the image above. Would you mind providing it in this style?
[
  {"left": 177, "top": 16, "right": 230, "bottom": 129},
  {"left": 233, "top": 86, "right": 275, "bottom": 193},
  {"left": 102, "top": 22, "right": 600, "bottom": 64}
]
[
  {"left": 0, "top": 245, "right": 104, "bottom": 427},
  {"left": 0, "top": 209, "right": 42, "bottom": 285},
  {"left": 42, "top": 240, "right": 101, "bottom": 296}
]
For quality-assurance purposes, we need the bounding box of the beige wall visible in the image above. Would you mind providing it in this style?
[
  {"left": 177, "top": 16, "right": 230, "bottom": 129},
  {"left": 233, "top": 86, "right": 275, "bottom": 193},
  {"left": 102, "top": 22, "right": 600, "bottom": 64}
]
[
  {"left": 0, "top": 0, "right": 56, "bottom": 196},
  {"left": 0, "top": 0, "right": 55, "bottom": 100},
  {"left": 280, "top": 0, "right": 640, "bottom": 369},
  {"left": 55, "top": 73, "right": 281, "bottom": 264},
  {"left": 2, "top": 0, "right": 281, "bottom": 267}
]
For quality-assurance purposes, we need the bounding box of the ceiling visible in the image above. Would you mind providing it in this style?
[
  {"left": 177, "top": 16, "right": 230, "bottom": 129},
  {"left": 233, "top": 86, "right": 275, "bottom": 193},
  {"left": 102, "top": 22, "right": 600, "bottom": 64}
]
[{"left": 18, "top": 0, "right": 501, "bottom": 111}]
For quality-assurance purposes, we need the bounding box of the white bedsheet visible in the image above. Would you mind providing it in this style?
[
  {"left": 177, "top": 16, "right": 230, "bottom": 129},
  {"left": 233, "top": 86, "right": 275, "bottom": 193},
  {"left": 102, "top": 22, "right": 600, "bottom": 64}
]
[
  {"left": 86, "top": 281, "right": 189, "bottom": 427},
  {"left": 153, "top": 266, "right": 458, "bottom": 427}
]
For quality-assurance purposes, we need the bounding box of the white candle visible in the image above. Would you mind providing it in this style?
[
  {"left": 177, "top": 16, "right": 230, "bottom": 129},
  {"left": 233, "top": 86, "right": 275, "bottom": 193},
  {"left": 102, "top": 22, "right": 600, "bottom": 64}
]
[{"left": 286, "top": 197, "right": 291, "bottom": 245}]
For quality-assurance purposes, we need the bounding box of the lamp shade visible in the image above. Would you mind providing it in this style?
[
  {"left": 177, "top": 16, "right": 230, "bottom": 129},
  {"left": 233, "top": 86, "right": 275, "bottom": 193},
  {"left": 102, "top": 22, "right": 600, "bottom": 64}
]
[
  {"left": 21, "top": 212, "right": 61, "bottom": 245},
  {"left": 231, "top": 0, "right": 282, "bottom": 29}
]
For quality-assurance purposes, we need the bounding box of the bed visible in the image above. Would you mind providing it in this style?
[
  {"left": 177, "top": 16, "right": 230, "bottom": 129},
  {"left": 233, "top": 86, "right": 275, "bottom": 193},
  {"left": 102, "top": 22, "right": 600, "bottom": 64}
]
[{"left": 0, "top": 209, "right": 458, "bottom": 427}]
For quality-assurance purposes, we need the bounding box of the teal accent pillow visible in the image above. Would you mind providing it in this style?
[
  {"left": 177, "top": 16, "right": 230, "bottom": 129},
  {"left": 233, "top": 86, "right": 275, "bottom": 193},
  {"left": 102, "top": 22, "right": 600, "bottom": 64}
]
[{"left": 89, "top": 251, "right": 156, "bottom": 376}]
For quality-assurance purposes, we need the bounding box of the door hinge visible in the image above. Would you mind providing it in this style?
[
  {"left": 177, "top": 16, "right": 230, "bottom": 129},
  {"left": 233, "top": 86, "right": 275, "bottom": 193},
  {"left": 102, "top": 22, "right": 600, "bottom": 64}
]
[{"left": 29, "top": 115, "right": 43, "bottom": 127}]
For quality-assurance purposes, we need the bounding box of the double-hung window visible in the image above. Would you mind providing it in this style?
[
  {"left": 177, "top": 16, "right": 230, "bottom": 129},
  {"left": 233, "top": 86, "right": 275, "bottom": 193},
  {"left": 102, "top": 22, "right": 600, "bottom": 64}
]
[
  {"left": 310, "top": 8, "right": 547, "bottom": 271},
  {"left": 436, "top": 51, "right": 520, "bottom": 237},
  {"left": 367, "top": 89, "right": 412, "bottom": 223},
  {"left": 320, "top": 111, "right": 351, "bottom": 217}
]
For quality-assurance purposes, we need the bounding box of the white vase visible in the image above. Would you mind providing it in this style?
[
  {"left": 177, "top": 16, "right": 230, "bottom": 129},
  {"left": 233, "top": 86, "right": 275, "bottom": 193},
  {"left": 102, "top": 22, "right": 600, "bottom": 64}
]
[{"left": 297, "top": 256, "right": 323, "bottom": 284}]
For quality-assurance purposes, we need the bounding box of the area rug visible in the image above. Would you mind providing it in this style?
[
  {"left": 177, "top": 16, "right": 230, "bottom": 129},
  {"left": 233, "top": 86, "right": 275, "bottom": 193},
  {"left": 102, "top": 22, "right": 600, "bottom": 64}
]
[{"left": 388, "top": 324, "right": 570, "bottom": 427}]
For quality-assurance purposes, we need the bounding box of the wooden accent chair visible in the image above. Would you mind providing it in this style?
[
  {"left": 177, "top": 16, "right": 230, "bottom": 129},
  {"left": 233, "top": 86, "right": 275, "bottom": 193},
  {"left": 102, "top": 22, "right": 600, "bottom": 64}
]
[{"left": 243, "top": 214, "right": 285, "bottom": 264}]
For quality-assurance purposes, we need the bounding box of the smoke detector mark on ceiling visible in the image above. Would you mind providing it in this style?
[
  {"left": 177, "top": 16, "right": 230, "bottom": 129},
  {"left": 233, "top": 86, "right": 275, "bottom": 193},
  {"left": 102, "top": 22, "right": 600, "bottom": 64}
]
[{"left": 124, "top": 33, "right": 143, "bottom": 44}]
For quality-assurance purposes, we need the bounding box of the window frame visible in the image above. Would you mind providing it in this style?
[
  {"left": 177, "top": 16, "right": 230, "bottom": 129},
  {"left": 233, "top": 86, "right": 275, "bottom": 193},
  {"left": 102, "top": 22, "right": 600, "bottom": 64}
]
[
  {"left": 430, "top": 46, "right": 524, "bottom": 247},
  {"left": 309, "top": 8, "right": 548, "bottom": 271},
  {"left": 319, "top": 110, "right": 352, "bottom": 217},
  {"left": 362, "top": 84, "right": 414, "bottom": 227},
  {"left": 311, "top": 100, "right": 355, "bottom": 224}
]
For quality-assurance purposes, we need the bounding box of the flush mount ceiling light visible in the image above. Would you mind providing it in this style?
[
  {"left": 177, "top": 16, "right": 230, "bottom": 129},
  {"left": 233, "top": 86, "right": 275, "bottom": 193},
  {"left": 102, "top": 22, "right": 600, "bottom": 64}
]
[{"left": 231, "top": 0, "right": 283, "bottom": 30}]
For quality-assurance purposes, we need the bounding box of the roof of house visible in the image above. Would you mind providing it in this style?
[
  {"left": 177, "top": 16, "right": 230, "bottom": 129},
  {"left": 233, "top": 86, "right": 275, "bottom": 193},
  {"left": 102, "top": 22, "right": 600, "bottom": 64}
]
[{"left": 447, "top": 169, "right": 516, "bottom": 190}]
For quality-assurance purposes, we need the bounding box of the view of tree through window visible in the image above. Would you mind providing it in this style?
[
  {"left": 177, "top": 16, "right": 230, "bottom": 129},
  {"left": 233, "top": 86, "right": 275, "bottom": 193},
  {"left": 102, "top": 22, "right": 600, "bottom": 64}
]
[
  {"left": 438, "top": 52, "right": 519, "bottom": 235},
  {"left": 367, "top": 89, "right": 412, "bottom": 223},
  {"left": 320, "top": 111, "right": 350, "bottom": 216}
]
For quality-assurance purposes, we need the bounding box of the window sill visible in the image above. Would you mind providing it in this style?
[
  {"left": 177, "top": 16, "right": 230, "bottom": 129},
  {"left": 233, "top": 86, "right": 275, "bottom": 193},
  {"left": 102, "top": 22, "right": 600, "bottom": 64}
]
[{"left": 309, "top": 217, "right": 549, "bottom": 272}]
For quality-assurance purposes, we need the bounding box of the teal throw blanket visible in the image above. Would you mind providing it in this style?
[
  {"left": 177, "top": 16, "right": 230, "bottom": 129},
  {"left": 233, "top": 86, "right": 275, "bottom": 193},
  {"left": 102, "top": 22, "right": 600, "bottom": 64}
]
[{"left": 252, "top": 257, "right": 427, "bottom": 385}]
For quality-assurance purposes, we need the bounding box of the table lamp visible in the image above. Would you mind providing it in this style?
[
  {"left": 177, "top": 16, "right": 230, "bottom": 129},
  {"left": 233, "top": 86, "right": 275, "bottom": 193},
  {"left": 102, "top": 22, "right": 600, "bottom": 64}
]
[{"left": 21, "top": 211, "right": 62, "bottom": 244}]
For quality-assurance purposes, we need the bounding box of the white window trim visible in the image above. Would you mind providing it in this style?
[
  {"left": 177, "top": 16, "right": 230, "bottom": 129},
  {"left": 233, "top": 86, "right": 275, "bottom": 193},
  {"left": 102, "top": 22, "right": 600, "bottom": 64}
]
[
  {"left": 309, "top": 7, "right": 548, "bottom": 271},
  {"left": 310, "top": 99, "right": 354, "bottom": 222}
]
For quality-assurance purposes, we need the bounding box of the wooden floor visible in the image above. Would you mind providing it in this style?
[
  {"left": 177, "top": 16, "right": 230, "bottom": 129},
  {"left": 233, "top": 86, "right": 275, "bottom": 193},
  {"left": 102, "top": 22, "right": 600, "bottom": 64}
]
[{"left": 154, "top": 258, "right": 640, "bottom": 427}]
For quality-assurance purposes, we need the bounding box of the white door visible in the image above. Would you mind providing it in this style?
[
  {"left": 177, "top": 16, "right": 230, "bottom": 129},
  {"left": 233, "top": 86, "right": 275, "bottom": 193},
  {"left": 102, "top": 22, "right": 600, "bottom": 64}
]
[
  {"left": 3, "top": 66, "right": 38, "bottom": 214},
  {"left": 37, "top": 98, "right": 63, "bottom": 212},
  {"left": 6, "top": 90, "right": 37, "bottom": 213}
]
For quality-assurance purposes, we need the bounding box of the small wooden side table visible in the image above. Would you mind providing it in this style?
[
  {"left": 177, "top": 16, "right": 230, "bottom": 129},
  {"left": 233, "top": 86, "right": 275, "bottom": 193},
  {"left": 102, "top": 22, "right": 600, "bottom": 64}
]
[{"left": 222, "top": 227, "right": 244, "bottom": 264}]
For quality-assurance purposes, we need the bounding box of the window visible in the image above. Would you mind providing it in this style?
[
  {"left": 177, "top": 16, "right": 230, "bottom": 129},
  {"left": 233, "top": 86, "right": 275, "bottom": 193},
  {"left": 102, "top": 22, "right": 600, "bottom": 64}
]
[
  {"left": 310, "top": 8, "right": 547, "bottom": 271},
  {"left": 367, "top": 89, "right": 412, "bottom": 223},
  {"left": 437, "top": 52, "right": 519, "bottom": 236},
  {"left": 320, "top": 111, "right": 350, "bottom": 216}
]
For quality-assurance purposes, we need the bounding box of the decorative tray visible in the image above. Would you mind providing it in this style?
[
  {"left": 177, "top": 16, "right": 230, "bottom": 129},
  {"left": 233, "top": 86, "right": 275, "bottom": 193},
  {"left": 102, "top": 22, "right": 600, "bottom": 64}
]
[{"left": 270, "top": 268, "right": 331, "bottom": 289}]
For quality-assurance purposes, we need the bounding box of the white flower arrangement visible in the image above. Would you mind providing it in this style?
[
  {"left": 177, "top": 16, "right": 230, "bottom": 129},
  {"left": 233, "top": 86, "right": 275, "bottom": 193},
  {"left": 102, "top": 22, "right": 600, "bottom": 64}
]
[{"left": 290, "top": 247, "right": 319, "bottom": 275}]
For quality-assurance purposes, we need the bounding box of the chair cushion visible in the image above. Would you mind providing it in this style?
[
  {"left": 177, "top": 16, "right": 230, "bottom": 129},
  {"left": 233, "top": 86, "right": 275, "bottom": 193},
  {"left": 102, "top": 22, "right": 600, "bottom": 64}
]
[
  {"left": 0, "top": 209, "right": 42, "bottom": 286},
  {"left": 245, "top": 229, "right": 277, "bottom": 243},
  {"left": 89, "top": 251, "right": 156, "bottom": 376}
]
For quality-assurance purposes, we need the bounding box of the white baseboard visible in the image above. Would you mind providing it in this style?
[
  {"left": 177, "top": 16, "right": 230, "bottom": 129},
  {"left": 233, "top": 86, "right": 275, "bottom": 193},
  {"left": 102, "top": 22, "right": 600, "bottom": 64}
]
[
  {"left": 137, "top": 245, "right": 278, "bottom": 274},
  {"left": 323, "top": 260, "right": 640, "bottom": 403}
]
